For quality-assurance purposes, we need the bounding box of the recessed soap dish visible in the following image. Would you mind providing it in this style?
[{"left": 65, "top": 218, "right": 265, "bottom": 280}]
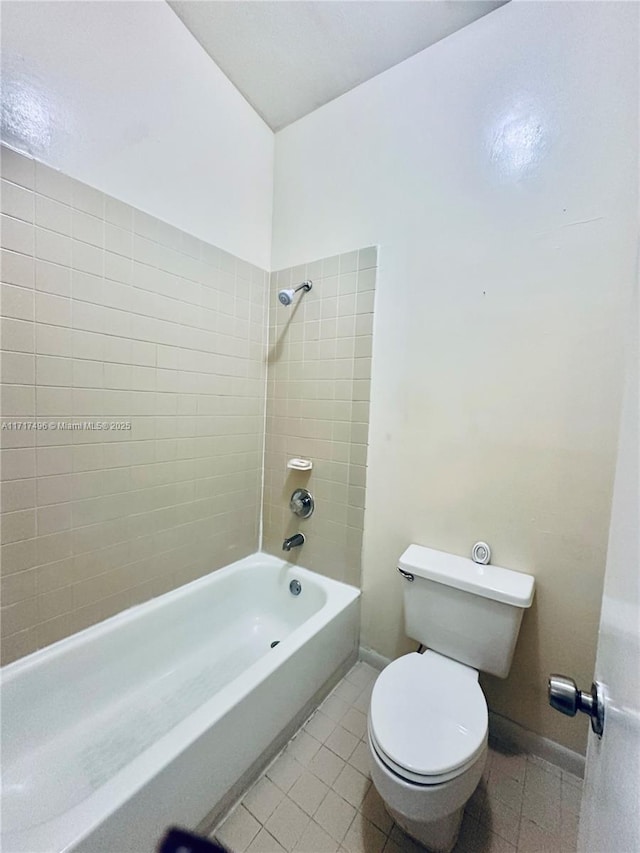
[{"left": 287, "top": 458, "right": 313, "bottom": 471}]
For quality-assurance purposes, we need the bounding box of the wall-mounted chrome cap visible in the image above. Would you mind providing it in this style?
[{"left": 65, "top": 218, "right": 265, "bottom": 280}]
[{"left": 471, "top": 541, "right": 491, "bottom": 565}]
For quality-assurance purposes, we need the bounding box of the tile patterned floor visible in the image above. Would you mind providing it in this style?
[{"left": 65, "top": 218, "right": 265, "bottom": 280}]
[{"left": 212, "top": 662, "right": 582, "bottom": 853}]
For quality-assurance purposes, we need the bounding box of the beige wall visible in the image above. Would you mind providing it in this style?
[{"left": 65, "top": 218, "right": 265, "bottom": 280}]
[
  {"left": 272, "top": 2, "right": 639, "bottom": 753},
  {"left": 0, "top": 147, "right": 267, "bottom": 664},
  {"left": 263, "top": 249, "right": 376, "bottom": 586}
]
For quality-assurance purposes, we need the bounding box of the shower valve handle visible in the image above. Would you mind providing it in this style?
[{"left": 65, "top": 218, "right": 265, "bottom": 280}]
[{"left": 290, "top": 488, "right": 314, "bottom": 519}]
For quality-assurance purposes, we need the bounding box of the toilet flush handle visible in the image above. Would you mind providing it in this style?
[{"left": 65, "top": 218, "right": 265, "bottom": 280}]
[{"left": 397, "top": 567, "right": 414, "bottom": 582}]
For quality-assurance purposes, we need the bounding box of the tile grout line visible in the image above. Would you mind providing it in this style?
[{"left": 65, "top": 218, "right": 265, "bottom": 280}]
[{"left": 213, "top": 661, "right": 580, "bottom": 853}]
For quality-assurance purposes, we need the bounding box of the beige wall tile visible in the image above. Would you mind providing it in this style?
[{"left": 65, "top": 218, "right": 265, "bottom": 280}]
[
  {"left": 1, "top": 478, "right": 36, "bottom": 512},
  {"left": 1, "top": 180, "right": 34, "bottom": 223},
  {"left": 35, "top": 227, "right": 71, "bottom": 266},
  {"left": 263, "top": 251, "right": 376, "bottom": 586},
  {"left": 2, "top": 317, "right": 34, "bottom": 352},
  {"left": 1, "top": 147, "right": 35, "bottom": 190},
  {"left": 2, "top": 248, "right": 35, "bottom": 288},
  {"left": 1, "top": 508, "right": 37, "bottom": 543},
  {"left": 1, "top": 448, "right": 36, "bottom": 481},
  {"left": 35, "top": 259, "right": 71, "bottom": 297},
  {"left": 1, "top": 148, "right": 267, "bottom": 659},
  {"left": 1, "top": 214, "right": 34, "bottom": 256},
  {"left": 2, "top": 284, "right": 35, "bottom": 321},
  {"left": 35, "top": 195, "right": 72, "bottom": 235},
  {"left": 35, "top": 162, "right": 72, "bottom": 204}
]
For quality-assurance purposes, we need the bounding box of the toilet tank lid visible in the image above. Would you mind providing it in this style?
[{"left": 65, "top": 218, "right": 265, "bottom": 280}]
[{"left": 398, "top": 544, "right": 535, "bottom": 608}]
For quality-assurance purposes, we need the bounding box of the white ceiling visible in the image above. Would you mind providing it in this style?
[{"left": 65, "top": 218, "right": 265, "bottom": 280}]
[{"left": 167, "top": 1, "right": 508, "bottom": 132}]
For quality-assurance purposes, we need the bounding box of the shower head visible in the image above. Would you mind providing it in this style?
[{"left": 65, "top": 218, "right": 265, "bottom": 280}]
[
  {"left": 278, "top": 280, "right": 312, "bottom": 307},
  {"left": 278, "top": 289, "right": 294, "bottom": 306}
]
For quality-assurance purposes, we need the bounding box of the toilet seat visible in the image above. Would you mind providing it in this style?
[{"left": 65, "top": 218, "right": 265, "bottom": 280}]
[
  {"left": 369, "top": 651, "right": 488, "bottom": 784},
  {"left": 369, "top": 723, "right": 482, "bottom": 785}
]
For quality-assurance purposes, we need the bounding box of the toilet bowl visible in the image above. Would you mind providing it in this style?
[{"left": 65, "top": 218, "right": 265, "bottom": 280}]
[
  {"left": 368, "top": 650, "right": 488, "bottom": 852},
  {"left": 367, "top": 544, "right": 534, "bottom": 852}
]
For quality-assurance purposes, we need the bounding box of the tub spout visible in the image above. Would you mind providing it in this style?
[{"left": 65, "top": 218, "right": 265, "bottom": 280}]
[{"left": 283, "top": 533, "right": 305, "bottom": 552}]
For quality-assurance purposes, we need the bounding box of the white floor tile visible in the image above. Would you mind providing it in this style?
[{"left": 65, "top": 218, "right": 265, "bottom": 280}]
[
  {"left": 314, "top": 790, "right": 356, "bottom": 843},
  {"left": 307, "top": 744, "right": 346, "bottom": 786},
  {"left": 320, "top": 694, "right": 350, "bottom": 723},
  {"left": 479, "top": 795, "right": 521, "bottom": 846},
  {"left": 560, "top": 779, "right": 582, "bottom": 816},
  {"left": 214, "top": 667, "right": 577, "bottom": 853},
  {"left": 332, "top": 679, "right": 362, "bottom": 705},
  {"left": 340, "top": 708, "right": 367, "bottom": 739},
  {"left": 517, "top": 817, "right": 562, "bottom": 853},
  {"left": 217, "top": 805, "right": 262, "bottom": 853},
  {"left": 246, "top": 828, "right": 288, "bottom": 853},
  {"left": 289, "top": 770, "right": 330, "bottom": 816},
  {"left": 333, "top": 764, "right": 371, "bottom": 809},
  {"left": 490, "top": 749, "right": 527, "bottom": 784},
  {"left": 345, "top": 662, "right": 377, "bottom": 689},
  {"left": 485, "top": 770, "right": 524, "bottom": 814},
  {"left": 360, "top": 785, "right": 394, "bottom": 835},
  {"left": 294, "top": 819, "right": 341, "bottom": 853},
  {"left": 347, "top": 740, "right": 371, "bottom": 778},
  {"left": 325, "top": 725, "right": 359, "bottom": 761},
  {"left": 267, "top": 753, "right": 306, "bottom": 793},
  {"left": 342, "top": 812, "right": 386, "bottom": 853},
  {"left": 244, "top": 776, "right": 286, "bottom": 824},
  {"left": 264, "top": 797, "right": 310, "bottom": 852},
  {"left": 472, "top": 819, "right": 518, "bottom": 853},
  {"left": 353, "top": 685, "right": 373, "bottom": 713},
  {"left": 288, "top": 731, "right": 322, "bottom": 766},
  {"left": 305, "top": 711, "right": 337, "bottom": 743}
]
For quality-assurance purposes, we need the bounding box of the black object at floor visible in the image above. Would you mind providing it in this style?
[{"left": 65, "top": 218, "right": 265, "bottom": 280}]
[{"left": 157, "top": 827, "right": 228, "bottom": 853}]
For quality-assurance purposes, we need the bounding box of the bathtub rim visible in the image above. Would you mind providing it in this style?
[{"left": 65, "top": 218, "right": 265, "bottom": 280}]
[{"left": 1, "top": 551, "right": 357, "bottom": 679}]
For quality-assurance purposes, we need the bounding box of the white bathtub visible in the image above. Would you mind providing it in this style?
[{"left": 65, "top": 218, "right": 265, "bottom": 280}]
[{"left": 1, "top": 553, "right": 360, "bottom": 852}]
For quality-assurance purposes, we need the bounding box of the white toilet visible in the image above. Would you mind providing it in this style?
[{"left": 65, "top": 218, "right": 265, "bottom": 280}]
[{"left": 367, "top": 544, "right": 535, "bottom": 852}]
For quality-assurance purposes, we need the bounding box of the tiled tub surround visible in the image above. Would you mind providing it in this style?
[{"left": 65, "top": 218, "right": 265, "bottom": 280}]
[
  {"left": 214, "top": 662, "right": 583, "bottom": 853},
  {"left": 0, "top": 146, "right": 268, "bottom": 664},
  {"left": 263, "top": 250, "right": 376, "bottom": 586}
]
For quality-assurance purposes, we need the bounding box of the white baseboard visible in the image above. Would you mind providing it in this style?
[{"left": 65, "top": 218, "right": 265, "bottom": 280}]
[{"left": 358, "top": 645, "right": 585, "bottom": 779}]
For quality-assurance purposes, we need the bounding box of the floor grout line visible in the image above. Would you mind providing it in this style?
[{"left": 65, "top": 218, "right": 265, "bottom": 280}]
[{"left": 214, "top": 662, "right": 581, "bottom": 853}]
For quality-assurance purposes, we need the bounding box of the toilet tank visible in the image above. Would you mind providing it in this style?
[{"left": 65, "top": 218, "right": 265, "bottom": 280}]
[{"left": 398, "top": 545, "right": 535, "bottom": 678}]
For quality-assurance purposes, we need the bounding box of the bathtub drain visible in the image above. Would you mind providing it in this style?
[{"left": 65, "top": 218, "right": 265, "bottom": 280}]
[{"left": 270, "top": 640, "right": 280, "bottom": 648}]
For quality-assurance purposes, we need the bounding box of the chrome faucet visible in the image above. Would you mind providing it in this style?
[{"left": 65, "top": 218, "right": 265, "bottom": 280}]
[{"left": 283, "top": 533, "right": 305, "bottom": 552}]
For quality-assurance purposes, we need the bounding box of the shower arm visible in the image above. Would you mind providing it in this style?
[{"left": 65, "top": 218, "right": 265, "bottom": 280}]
[{"left": 277, "top": 280, "right": 313, "bottom": 306}]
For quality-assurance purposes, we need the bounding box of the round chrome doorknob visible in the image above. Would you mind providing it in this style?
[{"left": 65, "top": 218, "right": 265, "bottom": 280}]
[
  {"left": 548, "top": 675, "right": 580, "bottom": 716},
  {"left": 548, "top": 674, "right": 605, "bottom": 737}
]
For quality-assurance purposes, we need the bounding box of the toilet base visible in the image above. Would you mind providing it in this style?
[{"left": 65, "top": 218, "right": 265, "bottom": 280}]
[
  {"left": 368, "top": 730, "right": 486, "bottom": 853},
  {"left": 386, "top": 803, "right": 464, "bottom": 853}
]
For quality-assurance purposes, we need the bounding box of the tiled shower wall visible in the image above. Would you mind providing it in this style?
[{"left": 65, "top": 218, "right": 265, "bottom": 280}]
[
  {"left": 262, "top": 249, "right": 376, "bottom": 586},
  {"left": 0, "top": 146, "right": 268, "bottom": 664}
]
